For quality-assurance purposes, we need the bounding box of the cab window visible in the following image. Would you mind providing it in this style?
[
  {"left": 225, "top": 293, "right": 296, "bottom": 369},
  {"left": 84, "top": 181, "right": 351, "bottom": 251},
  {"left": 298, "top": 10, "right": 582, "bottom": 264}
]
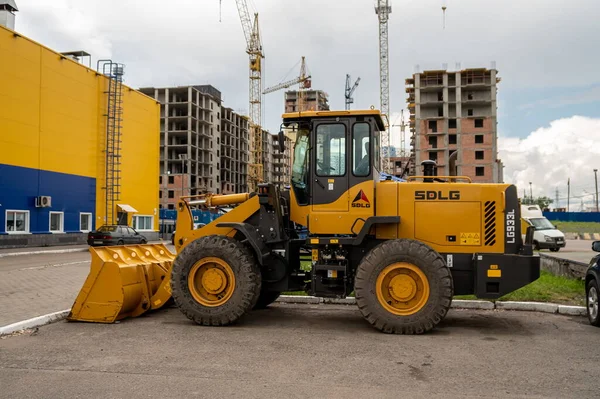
[
  {"left": 291, "top": 129, "right": 310, "bottom": 205},
  {"left": 316, "top": 124, "right": 346, "bottom": 177},
  {"left": 352, "top": 122, "right": 370, "bottom": 176}
]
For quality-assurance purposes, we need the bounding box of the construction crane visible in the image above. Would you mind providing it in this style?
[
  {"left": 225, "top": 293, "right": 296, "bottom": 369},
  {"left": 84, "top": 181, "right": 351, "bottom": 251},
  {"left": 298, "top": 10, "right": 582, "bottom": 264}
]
[
  {"left": 344, "top": 74, "right": 360, "bottom": 110},
  {"left": 375, "top": 0, "right": 391, "bottom": 173},
  {"left": 263, "top": 56, "right": 311, "bottom": 112},
  {"left": 220, "top": 0, "right": 265, "bottom": 191}
]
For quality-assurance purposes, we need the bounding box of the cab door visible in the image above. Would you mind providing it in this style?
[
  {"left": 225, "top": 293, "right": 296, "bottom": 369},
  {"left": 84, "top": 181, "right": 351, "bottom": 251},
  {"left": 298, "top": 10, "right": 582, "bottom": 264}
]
[{"left": 311, "top": 121, "right": 349, "bottom": 212}]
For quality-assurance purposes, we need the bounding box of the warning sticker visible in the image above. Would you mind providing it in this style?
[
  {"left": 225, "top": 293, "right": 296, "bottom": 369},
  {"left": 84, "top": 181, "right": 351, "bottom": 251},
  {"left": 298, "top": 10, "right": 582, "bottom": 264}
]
[{"left": 460, "top": 232, "right": 481, "bottom": 245}]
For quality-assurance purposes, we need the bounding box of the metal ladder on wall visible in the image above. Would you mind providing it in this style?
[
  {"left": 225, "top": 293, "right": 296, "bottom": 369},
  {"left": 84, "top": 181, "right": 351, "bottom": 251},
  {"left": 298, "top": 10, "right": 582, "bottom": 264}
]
[{"left": 98, "top": 60, "right": 125, "bottom": 225}]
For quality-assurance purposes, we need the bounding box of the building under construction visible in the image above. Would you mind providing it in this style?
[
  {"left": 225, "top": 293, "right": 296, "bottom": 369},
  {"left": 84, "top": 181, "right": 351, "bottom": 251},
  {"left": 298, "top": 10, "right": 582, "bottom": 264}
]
[
  {"left": 139, "top": 84, "right": 294, "bottom": 209},
  {"left": 285, "top": 89, "right": 330, "bottom": 113},
  {"left": 406, "top": 67, "right": 504, "bottom": 183}
]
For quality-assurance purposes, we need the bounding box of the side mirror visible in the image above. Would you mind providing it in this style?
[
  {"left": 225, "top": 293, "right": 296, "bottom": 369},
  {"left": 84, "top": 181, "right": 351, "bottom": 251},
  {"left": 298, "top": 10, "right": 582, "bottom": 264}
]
[
  {"left": 278, "top": 130, "right": 285, "bottom": 153},
  {"left": 592, "top": 241, "right": 600, "bottom": 252}
]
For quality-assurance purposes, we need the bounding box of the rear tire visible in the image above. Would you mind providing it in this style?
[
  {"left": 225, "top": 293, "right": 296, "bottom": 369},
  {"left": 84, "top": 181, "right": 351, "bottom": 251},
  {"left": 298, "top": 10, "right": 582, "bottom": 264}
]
[
  {"left": 354, "top": 239, "right": 453, "bottom": 334},
  {"left": 549, "top": 248, "right": 559, "bottom": 252},
  {"left": 117, "top": 240, "right": 124, "bottom": 245},
  {"left": 171, "top": 235, "right": 261, "bottom": 326},
  {"left": 253, "top": 290, "right": 281, "bottom": 309}
]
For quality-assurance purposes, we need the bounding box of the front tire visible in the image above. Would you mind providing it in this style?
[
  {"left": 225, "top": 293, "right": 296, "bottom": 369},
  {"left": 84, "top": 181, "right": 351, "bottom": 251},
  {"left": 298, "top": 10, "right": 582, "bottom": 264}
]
[
  {"left": 354, "top": 239, "right": 453, "bottom": 334},
  {"left": 171, "top": 235, "right": 261, "bottom": 326},
  {"left": 586, "top": 278, "right": 600, "bottom": 327}
]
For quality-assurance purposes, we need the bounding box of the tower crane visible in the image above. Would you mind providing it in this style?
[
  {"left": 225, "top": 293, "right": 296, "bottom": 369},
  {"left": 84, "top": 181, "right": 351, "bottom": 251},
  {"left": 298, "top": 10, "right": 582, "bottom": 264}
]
[
  {"left": 221, "top": 0, "right": 265, "bottom": 191},
  {"left": 344, "top": 74, "right": 360, "bottom": 110},
  {"left": 375, "top": 0, "right": 392, "bottom": 173},
  {"left": 263, "top": 56, "right": 311, "bottom": 112}
]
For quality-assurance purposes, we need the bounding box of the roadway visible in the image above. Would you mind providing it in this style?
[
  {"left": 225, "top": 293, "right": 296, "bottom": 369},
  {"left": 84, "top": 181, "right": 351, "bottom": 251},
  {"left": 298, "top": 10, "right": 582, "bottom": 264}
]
[
  {"left": 1, "top": 304, "right": 599, "bottom": 398},
  {"left": 538, "top": 239, "right": 596, "bottom": 263}
]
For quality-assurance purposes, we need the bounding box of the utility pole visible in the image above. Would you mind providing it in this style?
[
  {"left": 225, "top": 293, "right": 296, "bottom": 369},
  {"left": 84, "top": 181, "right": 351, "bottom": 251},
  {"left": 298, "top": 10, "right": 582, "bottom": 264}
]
[
  {"left": 567, "top": 177, "right": 570, "bottom": 212},
  {"left": 595, "top": 169, "right": 599, "bottom": 212},
  {"left": 529, "top": 182, "right": 533, "bottom": 204},
  {"left": 555, "top": 188, "right": 559, "bottom": 211}
]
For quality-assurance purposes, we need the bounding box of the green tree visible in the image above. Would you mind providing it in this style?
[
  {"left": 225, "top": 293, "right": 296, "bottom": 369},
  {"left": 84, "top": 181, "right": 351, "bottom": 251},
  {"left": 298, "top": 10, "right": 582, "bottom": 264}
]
[{"left": 520, "top": 196, "right": 554, "bottom": 210}]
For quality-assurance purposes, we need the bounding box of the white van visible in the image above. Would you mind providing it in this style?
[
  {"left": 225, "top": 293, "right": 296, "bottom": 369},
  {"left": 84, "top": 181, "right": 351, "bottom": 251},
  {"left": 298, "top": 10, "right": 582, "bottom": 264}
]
[{"left": 520, "top": 204, "right": 566, "bottom": 252}]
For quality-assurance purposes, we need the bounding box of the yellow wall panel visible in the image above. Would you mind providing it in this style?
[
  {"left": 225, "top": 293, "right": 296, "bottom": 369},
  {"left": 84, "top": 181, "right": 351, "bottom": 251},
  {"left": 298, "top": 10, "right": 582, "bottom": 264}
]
[
  {"left": 0, "top": 28, "right": 41, "bottom": 170},
  {"left": 2, "top": 25, "right": 161, "bottom": 232}
]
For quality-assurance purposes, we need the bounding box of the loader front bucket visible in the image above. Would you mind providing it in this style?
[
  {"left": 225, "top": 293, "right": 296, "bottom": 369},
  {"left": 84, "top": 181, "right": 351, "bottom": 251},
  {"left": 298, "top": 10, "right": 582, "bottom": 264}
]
[{"left": 67, "top": 243, "right": 176, "bottom": 323}]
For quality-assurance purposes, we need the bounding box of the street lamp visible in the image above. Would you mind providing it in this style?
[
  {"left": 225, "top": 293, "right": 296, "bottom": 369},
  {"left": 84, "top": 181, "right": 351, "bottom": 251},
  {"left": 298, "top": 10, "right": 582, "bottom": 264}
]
[
  {"left": 594, "top": 169, "right": 599, "bottom": 212},
  {"left": 529, "top": 182, "right": 533, "bottom": 204}
]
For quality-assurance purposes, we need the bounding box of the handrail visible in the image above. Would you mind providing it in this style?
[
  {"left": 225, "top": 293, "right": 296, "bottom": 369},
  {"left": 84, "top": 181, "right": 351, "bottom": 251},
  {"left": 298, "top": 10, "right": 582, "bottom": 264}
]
[{"left": 406, "top": 175, "right": 472, "bottom": 183}]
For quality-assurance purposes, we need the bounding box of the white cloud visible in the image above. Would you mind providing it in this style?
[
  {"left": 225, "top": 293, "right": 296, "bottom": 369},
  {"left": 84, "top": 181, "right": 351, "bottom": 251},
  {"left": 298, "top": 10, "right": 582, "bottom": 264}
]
[{"left": 499, "top": 116, "right": 600, "bottom": 209}]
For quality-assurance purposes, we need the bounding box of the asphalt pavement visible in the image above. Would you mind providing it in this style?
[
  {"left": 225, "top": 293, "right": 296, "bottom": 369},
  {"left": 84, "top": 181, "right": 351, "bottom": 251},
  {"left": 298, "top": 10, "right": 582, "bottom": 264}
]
[
  {"left": 540, "top": 239, "right": 596, "bottom": 263},
  {"left": 1, "top": 304, "right": 599, "bottom": 398}
]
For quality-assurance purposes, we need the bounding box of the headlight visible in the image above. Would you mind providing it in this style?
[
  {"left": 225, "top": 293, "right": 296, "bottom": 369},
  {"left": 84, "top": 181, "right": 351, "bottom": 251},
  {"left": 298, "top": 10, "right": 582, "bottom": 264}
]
[{"left": 544, "top": 235, "right": 554, "bottom": 242}]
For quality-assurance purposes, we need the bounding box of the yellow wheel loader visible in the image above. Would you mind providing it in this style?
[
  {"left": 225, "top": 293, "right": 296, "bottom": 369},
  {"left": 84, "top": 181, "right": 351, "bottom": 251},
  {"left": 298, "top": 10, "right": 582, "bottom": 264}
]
[{"left": 68, "top": 109, "right": 540, "bottom": 334}]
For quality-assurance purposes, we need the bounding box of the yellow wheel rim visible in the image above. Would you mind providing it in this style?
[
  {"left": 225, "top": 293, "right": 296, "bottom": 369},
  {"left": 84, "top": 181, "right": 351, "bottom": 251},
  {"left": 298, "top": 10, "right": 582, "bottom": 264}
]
[
  {"left": 376, "top": 262, "right": 430, "bottom": 316},
  {"left": 188, "top": 257, "right": 235, "bottom": 307}
]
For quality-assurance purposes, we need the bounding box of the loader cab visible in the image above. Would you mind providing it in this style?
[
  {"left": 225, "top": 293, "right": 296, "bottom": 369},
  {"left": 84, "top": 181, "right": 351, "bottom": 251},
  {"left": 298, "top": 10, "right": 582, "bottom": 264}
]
[{"left": 282, "top": 110, "right": 385, "bottom": 235}]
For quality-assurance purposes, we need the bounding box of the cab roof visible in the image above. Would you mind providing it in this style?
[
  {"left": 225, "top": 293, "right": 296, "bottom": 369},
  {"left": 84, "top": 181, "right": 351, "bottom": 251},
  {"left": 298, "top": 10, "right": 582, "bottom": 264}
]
[{"left": 282, "top": 109, "right": 386, "bottom": 131}]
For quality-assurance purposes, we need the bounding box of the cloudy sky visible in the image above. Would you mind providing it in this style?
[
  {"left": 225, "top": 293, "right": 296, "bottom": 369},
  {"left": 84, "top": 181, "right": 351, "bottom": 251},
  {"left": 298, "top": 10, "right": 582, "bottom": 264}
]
[{"left": 11, "top": 0, "right": 600, "bottom": 208}]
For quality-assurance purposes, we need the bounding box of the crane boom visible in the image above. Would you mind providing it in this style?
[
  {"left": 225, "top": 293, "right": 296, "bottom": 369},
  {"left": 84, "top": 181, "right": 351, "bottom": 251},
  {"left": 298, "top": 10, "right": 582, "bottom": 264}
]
[{"left": 264, "top": 74, "right": 311, "bottom": 94}]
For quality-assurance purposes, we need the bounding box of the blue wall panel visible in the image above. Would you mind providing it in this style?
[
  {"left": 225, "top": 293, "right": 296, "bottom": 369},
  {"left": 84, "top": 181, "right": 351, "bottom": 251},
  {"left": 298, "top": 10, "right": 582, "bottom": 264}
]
[
  {"left": 543, "top": 212, "right": 600, "bottom": 223},
  {"left": 0, "top": 164, "right": 96, "bottom": 233}
]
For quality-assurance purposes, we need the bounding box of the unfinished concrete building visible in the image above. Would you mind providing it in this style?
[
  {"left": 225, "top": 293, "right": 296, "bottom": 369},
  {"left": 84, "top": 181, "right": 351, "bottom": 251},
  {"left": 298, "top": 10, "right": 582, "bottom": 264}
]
[
  {"left": 139, "top": 85, "right": 249, "bottom": 209},
  {"left": 284, "top": 89, "right": 330, "bottom": 113},
  {"left": 270, "top": 133, "right": 293, "bottom": 189},
  {"left": 406, "top": 67, "right": 504, "bottom": 183}
]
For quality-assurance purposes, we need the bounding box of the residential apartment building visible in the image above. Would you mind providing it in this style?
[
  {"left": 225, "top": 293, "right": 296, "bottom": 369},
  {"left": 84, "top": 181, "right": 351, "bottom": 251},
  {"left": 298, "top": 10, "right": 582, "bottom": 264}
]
[
  {"left": 284, "top": 89, "right": 330, "bottom": 113},
  {"left": 270, "top": 133, "right": 293, "bottom": 189},
  {"left": 406, "top": 67, "right": 504, "bottom": 183},
  {"left": 138, "top": 85, "right": 249, "bottom": 209}
]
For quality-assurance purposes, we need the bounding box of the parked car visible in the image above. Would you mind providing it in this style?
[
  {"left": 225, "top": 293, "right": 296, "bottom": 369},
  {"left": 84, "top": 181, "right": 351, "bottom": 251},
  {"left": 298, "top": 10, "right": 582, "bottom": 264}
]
[
  {"left": 87, "top": 225, "right": 147, "bottom": 246},
  {"left": 171, "top": 223, "right": 205, "bottom": 245},
  {"left": 586, "top": 241, "right": 600, "bottom": 327}
]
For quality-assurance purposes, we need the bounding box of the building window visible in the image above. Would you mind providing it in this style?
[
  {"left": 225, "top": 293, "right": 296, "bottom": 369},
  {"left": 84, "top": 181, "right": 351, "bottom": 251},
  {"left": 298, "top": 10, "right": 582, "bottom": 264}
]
[
  {"left": 168, "top": 176, "right": 174, "bottom": 184},
  {"left": 159, "top": 176, "right": 162, "bottom": 184},
  {"left": 449, "top": 134, "right": 457, "bottom": 145},
  {"left": 474, "top": 118, "right": 484, "bottom": 128},
  {"left": 168, "top": 190, "right": 174, "bottom": 198},
  {"left": 159, "top": 191, "right": 163, "bottom": 198},
  {"left": 428, "top": 120, "right": 437, "bottom": 133},
  {"left": 133, "top": 215, "right": 154, "bottom": 231},
  {"left": 467, "top": 109, "right": 474, "bottom": 116},
  {"left": 475, "top": 134, "right": 484, "bottom": 144},
  {"left": 429, "top": 152, "right": 438, "bottom": 161},
  {"left": 449, "top": 119, "right": 457, "bottom": 129},
  {"left": 168, "top": 204, "right": 175, "bottom": 210},
  {"left": 476, "top": 166, "right": 485, "bottom": 176},
  {"left": 428, "top": 136, "right": 437, "bottom": 148},
  {"left": 80, "top": 213, "right": 92, "bottom": 232},
  {"left": 475, "top": 150, "right": 484, "bottom": 160},
  {"left": 49, "top": 212, "right": 64, "bottom": 233},
  {"left": 5, "top": 210, "right": 29, "bottom": 233}
]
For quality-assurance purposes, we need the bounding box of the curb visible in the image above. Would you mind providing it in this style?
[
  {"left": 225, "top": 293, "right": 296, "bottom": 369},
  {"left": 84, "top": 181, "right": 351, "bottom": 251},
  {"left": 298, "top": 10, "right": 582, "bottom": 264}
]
[
  {"left": 0, "top": 309, "right": 70, "bottom": 337},
  {"left": 0, "top": 248, "right": 88, "bottom": 258},
  {"left": 275, "top": 295, "right": 587, "bottom": 316}
]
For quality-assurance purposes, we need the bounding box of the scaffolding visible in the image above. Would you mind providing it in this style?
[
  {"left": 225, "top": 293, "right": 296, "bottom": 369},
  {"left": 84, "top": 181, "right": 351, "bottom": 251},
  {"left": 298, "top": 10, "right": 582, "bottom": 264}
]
[{"left": 98, "top": 60, "right": 124, "bottom": 225}]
